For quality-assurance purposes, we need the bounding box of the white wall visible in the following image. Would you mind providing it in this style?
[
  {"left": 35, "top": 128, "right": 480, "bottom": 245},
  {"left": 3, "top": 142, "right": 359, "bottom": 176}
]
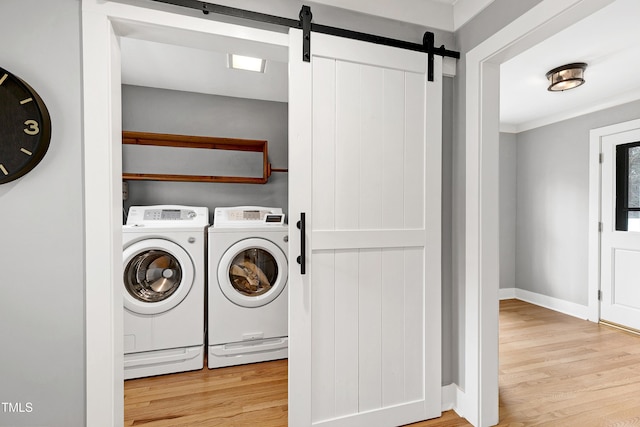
[{"left": 0, "top": 1, "right": 84, "bottom": 426}]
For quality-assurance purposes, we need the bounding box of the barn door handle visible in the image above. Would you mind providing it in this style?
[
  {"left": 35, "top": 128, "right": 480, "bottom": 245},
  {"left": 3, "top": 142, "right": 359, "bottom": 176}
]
[{"left": 296, "top": 212, "right": 306, "bottom": 275}]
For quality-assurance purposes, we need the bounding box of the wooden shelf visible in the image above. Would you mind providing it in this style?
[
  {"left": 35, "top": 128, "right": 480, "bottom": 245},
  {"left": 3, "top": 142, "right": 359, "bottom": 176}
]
[{"left": 122, "top": 131, "right": 279, "bottom": 184}]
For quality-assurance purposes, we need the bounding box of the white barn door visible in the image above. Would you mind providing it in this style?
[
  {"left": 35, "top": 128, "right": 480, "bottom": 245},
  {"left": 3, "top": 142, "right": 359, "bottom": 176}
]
[{"left": 288, "top": 29, "right": 443, "bottom": 427}]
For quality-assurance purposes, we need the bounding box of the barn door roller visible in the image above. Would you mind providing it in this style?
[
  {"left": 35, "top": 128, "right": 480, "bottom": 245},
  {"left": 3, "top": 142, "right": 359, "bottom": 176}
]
[{"left": 150, "top": 0, "right": 460, "bottom": 81}]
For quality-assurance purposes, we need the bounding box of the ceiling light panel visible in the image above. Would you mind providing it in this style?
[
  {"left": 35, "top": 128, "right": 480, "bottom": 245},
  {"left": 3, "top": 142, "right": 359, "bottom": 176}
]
[{"left": 228, "top": 54, "right": 266, "bottom": 73}]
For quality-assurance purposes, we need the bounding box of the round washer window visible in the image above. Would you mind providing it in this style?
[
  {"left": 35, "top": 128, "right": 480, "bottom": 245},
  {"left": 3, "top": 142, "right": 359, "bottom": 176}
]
[
  {"left": 218, "top": 238, "right": 287, "bottom": 308},
  {"left": 124, "top": 250, "right": 182, "bottom": 302},
  {"left": 228, "top": 247, "right": 278, "bottom": 297},
  {"left": 123, "top": 238, "right": 195, "bottom": 315}
]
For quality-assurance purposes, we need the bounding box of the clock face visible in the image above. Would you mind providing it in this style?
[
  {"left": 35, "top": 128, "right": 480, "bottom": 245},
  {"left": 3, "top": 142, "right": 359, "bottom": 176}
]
[{"left": 0, "top": 67, "right": 51, "bottom": 184}]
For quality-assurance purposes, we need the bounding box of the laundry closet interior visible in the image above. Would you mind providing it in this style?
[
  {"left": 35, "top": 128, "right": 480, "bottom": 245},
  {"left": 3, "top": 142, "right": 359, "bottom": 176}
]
[{"left": 119, "top": 5, "right": 291, "bottom": 421}]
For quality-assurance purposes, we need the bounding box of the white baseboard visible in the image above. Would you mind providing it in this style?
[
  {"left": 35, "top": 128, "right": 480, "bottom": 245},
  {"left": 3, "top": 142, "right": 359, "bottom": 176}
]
[
  {"left": 441, "top": 383, "right": 457, "bottom": 411},
  {"left": 441, "top": 383, "right": 467, "bottom": 421},
  {"left": 500, "top": 287, "right": 589, "bottom": 320},
  {"left": 498, "top": 287, "right": 516, "bottom": 300}
]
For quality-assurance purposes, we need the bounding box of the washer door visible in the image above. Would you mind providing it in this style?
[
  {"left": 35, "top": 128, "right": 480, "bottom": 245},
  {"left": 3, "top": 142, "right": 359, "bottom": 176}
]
[
  {"left": 218, "top": 237, "right": 287, "bottom": 308},
  {"left": 123, "top": 238, "right": 195, "bottom": 315}
]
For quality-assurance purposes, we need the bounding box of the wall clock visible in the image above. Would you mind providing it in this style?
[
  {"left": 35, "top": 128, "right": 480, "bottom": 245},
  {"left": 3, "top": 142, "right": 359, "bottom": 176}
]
[{"left": 0, "top": 66, "right": 51, "bottom": 184}]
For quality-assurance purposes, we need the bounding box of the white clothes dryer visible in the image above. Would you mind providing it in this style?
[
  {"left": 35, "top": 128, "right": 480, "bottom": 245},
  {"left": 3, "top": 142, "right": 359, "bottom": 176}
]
[
  {"left": 122, "top": 205, "right": 208, "bottom": 379},
  {"left": 208, "top": 206, "right": 288, "bottom": 368}
]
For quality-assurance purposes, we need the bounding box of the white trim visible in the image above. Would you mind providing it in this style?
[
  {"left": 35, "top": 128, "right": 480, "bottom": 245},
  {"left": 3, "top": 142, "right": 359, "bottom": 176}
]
[
  {"left": 503, "top": 289, "right": 589, "bottom": 320},
  {"left": 588, "top": 118, "right": 640, "bottom": 325},
  {"left": 443, "top": 57, "right": 457, "bottom": 78},
  {"left": 465, "top": 0, "right": 615, "bottom": 426},
  {"left": 82, "top": 4, "right": 123, "bottom": 425},
  {"left": 588, "top": 124, "right": 604, "bottom": 323},
  {"left": 441, "top": 383, "right": 466, "bottom": 413},
  {"left": 441, "top": 383, "right": 469, "bottom": 422},
  {"left": 498, "top": 288, "right": 516, "bottom": 300},
  {"left": 441, "top": 384, "right": 457, "bottom": 412}
]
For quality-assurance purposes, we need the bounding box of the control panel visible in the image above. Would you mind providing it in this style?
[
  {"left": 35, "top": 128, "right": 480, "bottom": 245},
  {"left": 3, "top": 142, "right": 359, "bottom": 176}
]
[
  {"left": 213, "top": 206, "right": 285, "bottom": 228},
  {"left": 126, "top": 205, "right": 209, "bottom": 227}
]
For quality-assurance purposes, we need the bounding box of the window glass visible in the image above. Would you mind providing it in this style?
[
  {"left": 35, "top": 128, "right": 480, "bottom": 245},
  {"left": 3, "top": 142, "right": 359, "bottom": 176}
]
[
  {"left": 228, "top": 248, "right": 278, "bottom": 297},
  {"left": 124, "top": 250, "right": 182, "bottom": 302},
  {"left": 628, "top": 146, "right": 640, "bottom": 208},
  {"left": 616, "top": 142, "right": 640, "bottom": 231}
]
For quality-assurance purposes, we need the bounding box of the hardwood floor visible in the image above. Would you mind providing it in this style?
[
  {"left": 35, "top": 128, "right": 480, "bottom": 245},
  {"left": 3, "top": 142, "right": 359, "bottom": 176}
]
[
  {"left": 496, "top": 299, "right": 640, "bottom": 426},
  {"left": 124, "top": 360, "right": 288, "bottom": 426},
  {"left": 125, "top": 300, "right": 640, "bottom": 426}
]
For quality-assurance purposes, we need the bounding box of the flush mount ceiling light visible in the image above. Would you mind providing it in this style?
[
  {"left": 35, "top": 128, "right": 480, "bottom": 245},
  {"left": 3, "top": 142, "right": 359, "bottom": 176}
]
[
  {"left": 546, "top": 62, "right": 588, "bottom": 92},
  {"left": 228, "top": 54, "right": 266, "bottom": 73}
]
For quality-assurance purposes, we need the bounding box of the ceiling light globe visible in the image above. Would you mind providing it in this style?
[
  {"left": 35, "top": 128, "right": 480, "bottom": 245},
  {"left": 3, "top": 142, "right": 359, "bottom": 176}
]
[{"left": 546, "top": 62, "right": 587, "bottom": 92}]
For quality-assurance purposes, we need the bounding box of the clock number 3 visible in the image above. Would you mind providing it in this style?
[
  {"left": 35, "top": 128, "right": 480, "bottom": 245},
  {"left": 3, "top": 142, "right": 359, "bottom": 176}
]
[{"left": 23, "top": 119, "right": 40, "bottom": 135}]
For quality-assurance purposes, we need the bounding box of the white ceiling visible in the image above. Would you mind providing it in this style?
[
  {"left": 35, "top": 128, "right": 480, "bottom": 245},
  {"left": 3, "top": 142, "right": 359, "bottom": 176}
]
[
  {"left": 500, "top": 0, "right": 640, "bottom": 133},
  {"left": 121, "top": 37, "right": 289, "bottom": 103},
  {"left": 121, "top": 0, "right": 640, "bottom": 134}
]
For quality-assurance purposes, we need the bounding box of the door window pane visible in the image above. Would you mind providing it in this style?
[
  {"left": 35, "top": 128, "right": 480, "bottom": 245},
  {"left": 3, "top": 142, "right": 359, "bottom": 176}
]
[
  {"left": 616, "top": 142, "right": 640, "bottom": 231},
  {"left": 628, "top": 146, "right": 640, "bottom": 208}
]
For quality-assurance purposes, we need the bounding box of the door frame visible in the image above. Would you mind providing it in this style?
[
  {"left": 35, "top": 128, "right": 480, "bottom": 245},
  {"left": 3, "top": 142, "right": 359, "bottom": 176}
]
[
  {"left": 588, "top": 118, "right": 640, "bottom": 328},
  {"left": 464, "top": 0, "right": 614, "bottom": 425}
]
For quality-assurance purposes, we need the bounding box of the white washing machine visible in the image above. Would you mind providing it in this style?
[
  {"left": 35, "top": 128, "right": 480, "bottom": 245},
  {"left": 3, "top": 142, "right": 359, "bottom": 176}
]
[
  {"left": 208, "top": 206, "right": 288, "bottom": 368},
  {"left": 122, "top": 205, "right": 209, "bottom": 379}
]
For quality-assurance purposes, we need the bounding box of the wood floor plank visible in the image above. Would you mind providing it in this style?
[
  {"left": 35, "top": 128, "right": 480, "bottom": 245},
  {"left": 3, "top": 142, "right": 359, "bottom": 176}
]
[{"left": 125, "top": 300, "right": 640, "bottom": 426}]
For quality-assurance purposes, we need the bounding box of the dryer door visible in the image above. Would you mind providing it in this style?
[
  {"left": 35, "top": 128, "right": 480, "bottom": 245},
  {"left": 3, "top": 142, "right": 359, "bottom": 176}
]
[
  {"left": 123, "top": 238, "right": 195, "bottom": 315},
  {"left": 218, "top": 237, "right": 288, "bottom": 308}
]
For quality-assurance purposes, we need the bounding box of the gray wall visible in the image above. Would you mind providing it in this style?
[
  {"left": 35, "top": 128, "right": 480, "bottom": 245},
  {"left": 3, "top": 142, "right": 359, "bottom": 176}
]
[
  {"left": 441, "top": 76, "right": 454, "bottom": 385},
  {"left": 122, "top": 85, "right": 288, "bottom": 223},
  {"left": 0, "top": 1, "right": 84, "bottom": 426},
  {"left": 514, "top": 100, "right": 640, "bottom": 306},
  {"left": 500, "top": 133, "right": 517, "bottom": 290},
  {"left": 208, "top": 0, "right": 454, "bottom": 49}
]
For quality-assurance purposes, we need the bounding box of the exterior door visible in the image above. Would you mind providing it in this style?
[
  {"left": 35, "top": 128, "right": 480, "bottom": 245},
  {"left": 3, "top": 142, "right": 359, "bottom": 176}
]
[
  {"left": 601, "top": 127, "right": 640, "bottom": 330},
  {"left": 288, "top": 29, "right": 442, "bottom": 426}
]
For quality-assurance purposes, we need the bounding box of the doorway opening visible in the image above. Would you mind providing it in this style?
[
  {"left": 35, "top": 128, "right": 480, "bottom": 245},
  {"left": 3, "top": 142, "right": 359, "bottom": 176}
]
[
  {"left": 118, "top": 19, "right": 290, "bottom": 425},
  {"left": 464, "top": 0, "right": 616, "bottom": 425},
  {"left": 83, "top": 3, "right": 290, "bottom": 424}
]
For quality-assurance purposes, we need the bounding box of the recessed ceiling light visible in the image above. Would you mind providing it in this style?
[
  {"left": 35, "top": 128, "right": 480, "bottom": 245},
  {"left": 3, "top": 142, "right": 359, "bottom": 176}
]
[{"left": 228, "top": 54, "right": 266, "bottom": 73}]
